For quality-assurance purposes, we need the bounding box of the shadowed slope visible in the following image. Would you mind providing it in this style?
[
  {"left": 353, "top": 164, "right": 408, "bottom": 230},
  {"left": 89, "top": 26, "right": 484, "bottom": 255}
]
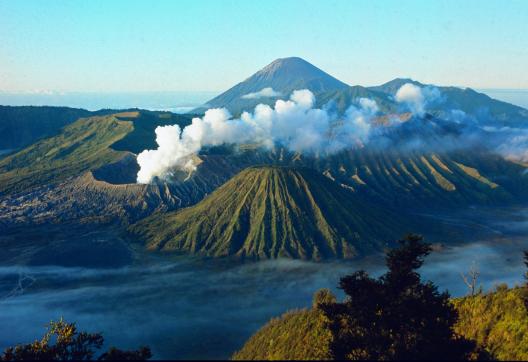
[{"left": 130, "top": 166, "right": 412, "bottom": 260}]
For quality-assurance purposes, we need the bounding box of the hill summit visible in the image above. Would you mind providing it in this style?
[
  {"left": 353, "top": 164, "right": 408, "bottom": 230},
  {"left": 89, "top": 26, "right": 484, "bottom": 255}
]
[
  {"left": 129, "top": 166, "right": 414, "bottom": 260},
  {"left": 196, "top": 57, "right": 349, "bottom": 114}
]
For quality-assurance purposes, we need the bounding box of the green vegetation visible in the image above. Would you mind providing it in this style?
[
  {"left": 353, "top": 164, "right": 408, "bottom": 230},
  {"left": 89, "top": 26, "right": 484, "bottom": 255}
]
[
  {"left": 0, "top": 115, "right": 132, "bottom": 194},
  {"left": 453, "top": 286, "right": 528, "bottom": 360},
  {"left": 130, "top": 166, "right": 414, "bottom": 260},
  {"left": 111, "top": 111, "right": 191, "bottom": 154},
  {"left": 232, "top": 292, "right": 334, "bottom": 360},
  {"left": 0, "top": 106, "right": 91, "bottom": 150},
  {"left": 320, "top": 235, "right": 477, "bottom": 360},
  {"left": 1, "top": 319, "right": 151, "bottom": 361},
  {"left": 236, "top": 286, "right": 528, "bottom": 361},
  {"left": 0, "top": 109, "right": 193, "bottom": 194},
  {"left": 234, "top": 237, "right": 528, "bottom": 360}
]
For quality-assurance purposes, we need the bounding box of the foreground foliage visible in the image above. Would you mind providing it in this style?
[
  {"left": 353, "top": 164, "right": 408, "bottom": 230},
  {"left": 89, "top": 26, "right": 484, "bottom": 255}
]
[
  {"left": 1, "top": 319, "right": 151, "bottom": 361},
  {"left": 234, "top": 235, "right": 528, "bottom": 360},
  {"left": 234, "top": 285, "right": 528, "bottom": 361},
  {"left": 232, "top": 290, "right": 335, "bottom": 360},
  {"left": 453, "top": 286, "right": 528, "bottom": 360},
  {"left": 320, "top": 234, "right": 477, "bottom": 360}
]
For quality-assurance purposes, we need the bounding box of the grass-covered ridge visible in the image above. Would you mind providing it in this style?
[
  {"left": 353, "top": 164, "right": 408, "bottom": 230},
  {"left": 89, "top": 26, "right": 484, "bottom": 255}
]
[
  {"left": 0, "top": 115, "right": 133, "bottom": 194},
  {"left": 232, "top": 306, "right": 329, "bottom": 360},
  {"left": 0, "top": 110, "right": 193, "bottom": 195},
  {"left": 130, "top": 166, "right": 414, "bottom": 260}
]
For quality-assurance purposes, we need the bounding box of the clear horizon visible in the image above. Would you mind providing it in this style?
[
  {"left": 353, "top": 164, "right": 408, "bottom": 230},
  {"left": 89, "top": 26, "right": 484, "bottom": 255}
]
[{"left": 1, "top": 0, "right": 527, "bottom": 92}]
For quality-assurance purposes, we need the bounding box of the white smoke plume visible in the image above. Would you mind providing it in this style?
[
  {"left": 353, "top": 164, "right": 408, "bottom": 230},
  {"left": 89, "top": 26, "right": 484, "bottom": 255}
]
[
  {"left": 136, "top": 90, "right": 378, "bottom": 183},
  {"left": 395, "top": 83, "right": 441, "bottom": 115},
  {"left": 241, "top": 87, "right": 282, "bottom": 99},
  {"left": 485, "top": 126, "right": 528, "bottom": 163}
]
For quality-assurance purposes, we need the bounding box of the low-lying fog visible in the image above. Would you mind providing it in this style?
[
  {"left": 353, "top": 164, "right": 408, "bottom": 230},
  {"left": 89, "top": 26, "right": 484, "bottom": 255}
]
[{"left": 1, "top": 207, "right": 528, "bottom": 359}]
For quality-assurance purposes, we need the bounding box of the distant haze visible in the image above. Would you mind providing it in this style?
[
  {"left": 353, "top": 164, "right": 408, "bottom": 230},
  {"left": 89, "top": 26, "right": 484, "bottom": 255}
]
[
  {"left": 0, "top": 91, "right": 216, "bottom": 112},
  {"left": 0, "top": 89, "right": 527, "bottom": 113},
  {"left": 479, "top": 89, "right": 528, "bottom": 110}
]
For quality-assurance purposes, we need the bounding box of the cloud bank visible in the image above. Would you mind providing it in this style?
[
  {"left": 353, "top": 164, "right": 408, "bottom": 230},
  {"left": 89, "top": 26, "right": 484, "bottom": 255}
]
[
  {"left": 241, "top": 87, "right": 282, "bottom": 99},
  {"left": 137, "top": 90, "right": 378, "bottom": 183}
]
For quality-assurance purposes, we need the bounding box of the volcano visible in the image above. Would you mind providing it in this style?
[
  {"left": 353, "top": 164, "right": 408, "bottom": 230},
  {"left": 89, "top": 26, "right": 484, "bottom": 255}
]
[
  {"left": 195, "top": 57, "right": 349, "bottom": 115},
  {"left": 129, "top": 166, "right": 419, "bottom": 260}
]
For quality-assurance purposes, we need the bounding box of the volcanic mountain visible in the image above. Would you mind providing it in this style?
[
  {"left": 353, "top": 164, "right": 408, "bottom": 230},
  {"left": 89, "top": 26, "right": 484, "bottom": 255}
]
[
  {"left": 195, "top": 57, "right": 349, "bottom": 115},
  {"left": 129, "top": 166, "right": 420, "bottom": 261},
  {"left": 194, "top": 57, "right": 528, "bottom": 126}
]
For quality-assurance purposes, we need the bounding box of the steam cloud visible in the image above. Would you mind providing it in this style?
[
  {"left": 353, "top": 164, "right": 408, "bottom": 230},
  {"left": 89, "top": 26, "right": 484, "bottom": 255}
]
[
  {"left": 395, "top": 83, "right": 442, "bottom": 115},
  {"left": 241, "top": 87, "right": 282, "bottom": 99},
  {"left": 137, "top": 89, "right": 378, "bottom": 183},
  {"left": 485, "top": 126, "right": 528, "bottom": 163},
  {"left": 136, "top": 83, "right": 528, "bottom": 184}
]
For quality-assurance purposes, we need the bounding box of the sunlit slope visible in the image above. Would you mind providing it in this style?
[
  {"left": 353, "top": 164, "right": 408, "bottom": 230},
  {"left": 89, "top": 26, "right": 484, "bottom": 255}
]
[
  {"left": 301, "top": 150, "right": 527, "bottom": 207},
  {"left": 0, "top": 115, "right": 133, "bottom": 195},
  {"left": 130, "top": 166, "right": 412, "bottom": 260},
  {"left": 0, "top": 111, "right": 193, "bottom": 195},
  {"left": 233, "top": 287, "right": 528, "bottom": 361},
  {"left": 156, "top": 147, "right": 528, "bottom": 212}
]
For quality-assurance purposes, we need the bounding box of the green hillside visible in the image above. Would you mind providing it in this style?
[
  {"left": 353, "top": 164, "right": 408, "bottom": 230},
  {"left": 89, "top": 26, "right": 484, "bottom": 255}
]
[
  {"left": 0, "top": 115, "right": 132, "bottom": 195},
  {"left": 110, "top": 110, "right": 192, "bottom": 154},
  {"left": 176, "top": 146, "right": 528, "bottom": 214},
  {"left": 130, "top": 166, "right": 414, "bottom": 260},
  {"left": 0, "top": 110, "right": 193, "bottom": 195},
  {"left": 0, "top": 105, "right": 91, "bottom": 150},
  {"left": 453, "top": 286, "right": 528, "bottom": 360},
  {"left": 233, "top": 286, "right": 528, "bottom": 361},
  {"left": 232, "top": 305, "right": 330, "bottom": 360}
]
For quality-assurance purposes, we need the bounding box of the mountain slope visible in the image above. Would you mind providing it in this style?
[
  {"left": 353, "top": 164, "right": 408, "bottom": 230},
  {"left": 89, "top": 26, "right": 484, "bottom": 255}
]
[
  {"left": 0, "top": 115, "right": 132, "bottom": 195},
  {"left": 130, "top": 166, "right": 414, "bottom": 260},
  {"left": 371, "top": 78, "right": 528, "bottom": 126},
  {"left": 0, "top": 105, "right": 92, "bottom": 151},
  {"left": 316, "top": 85, "right": 397, "bottom": 114},
  {"left": 195, "top": 57, "right": 349, "bottom": 114},
  {"left": 0, "top": 110, "right": 193, "bottom": 195}
]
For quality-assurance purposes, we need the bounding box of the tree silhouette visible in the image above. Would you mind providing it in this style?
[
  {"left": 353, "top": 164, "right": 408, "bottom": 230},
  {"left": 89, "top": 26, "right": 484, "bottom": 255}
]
[
  {"left": 320, "top": 234, "right": 477, "bottom": 360},
  {"left": 1, "top": 319, "right": 151, "bottom": 361}
]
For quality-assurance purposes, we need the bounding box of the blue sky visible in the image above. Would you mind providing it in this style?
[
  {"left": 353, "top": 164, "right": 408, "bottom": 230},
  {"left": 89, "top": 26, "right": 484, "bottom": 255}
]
[{"left": 1, "top": 0, "right": 527, "bottom": 92}]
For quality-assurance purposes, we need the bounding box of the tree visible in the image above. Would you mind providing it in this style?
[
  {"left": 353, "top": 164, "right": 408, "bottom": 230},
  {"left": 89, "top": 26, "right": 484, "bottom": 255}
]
[
  {"left": 319, "top": 234, "right": 477, "bottom": 360},
  {"left": 461, "top": 262, "right": 482, "bottom": 296},
  {"left": 312, "top": 288, "right": 337, "bottom": 308},
  {"left": 1, "top": 319, "right": 151, "bottom": 361}
]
